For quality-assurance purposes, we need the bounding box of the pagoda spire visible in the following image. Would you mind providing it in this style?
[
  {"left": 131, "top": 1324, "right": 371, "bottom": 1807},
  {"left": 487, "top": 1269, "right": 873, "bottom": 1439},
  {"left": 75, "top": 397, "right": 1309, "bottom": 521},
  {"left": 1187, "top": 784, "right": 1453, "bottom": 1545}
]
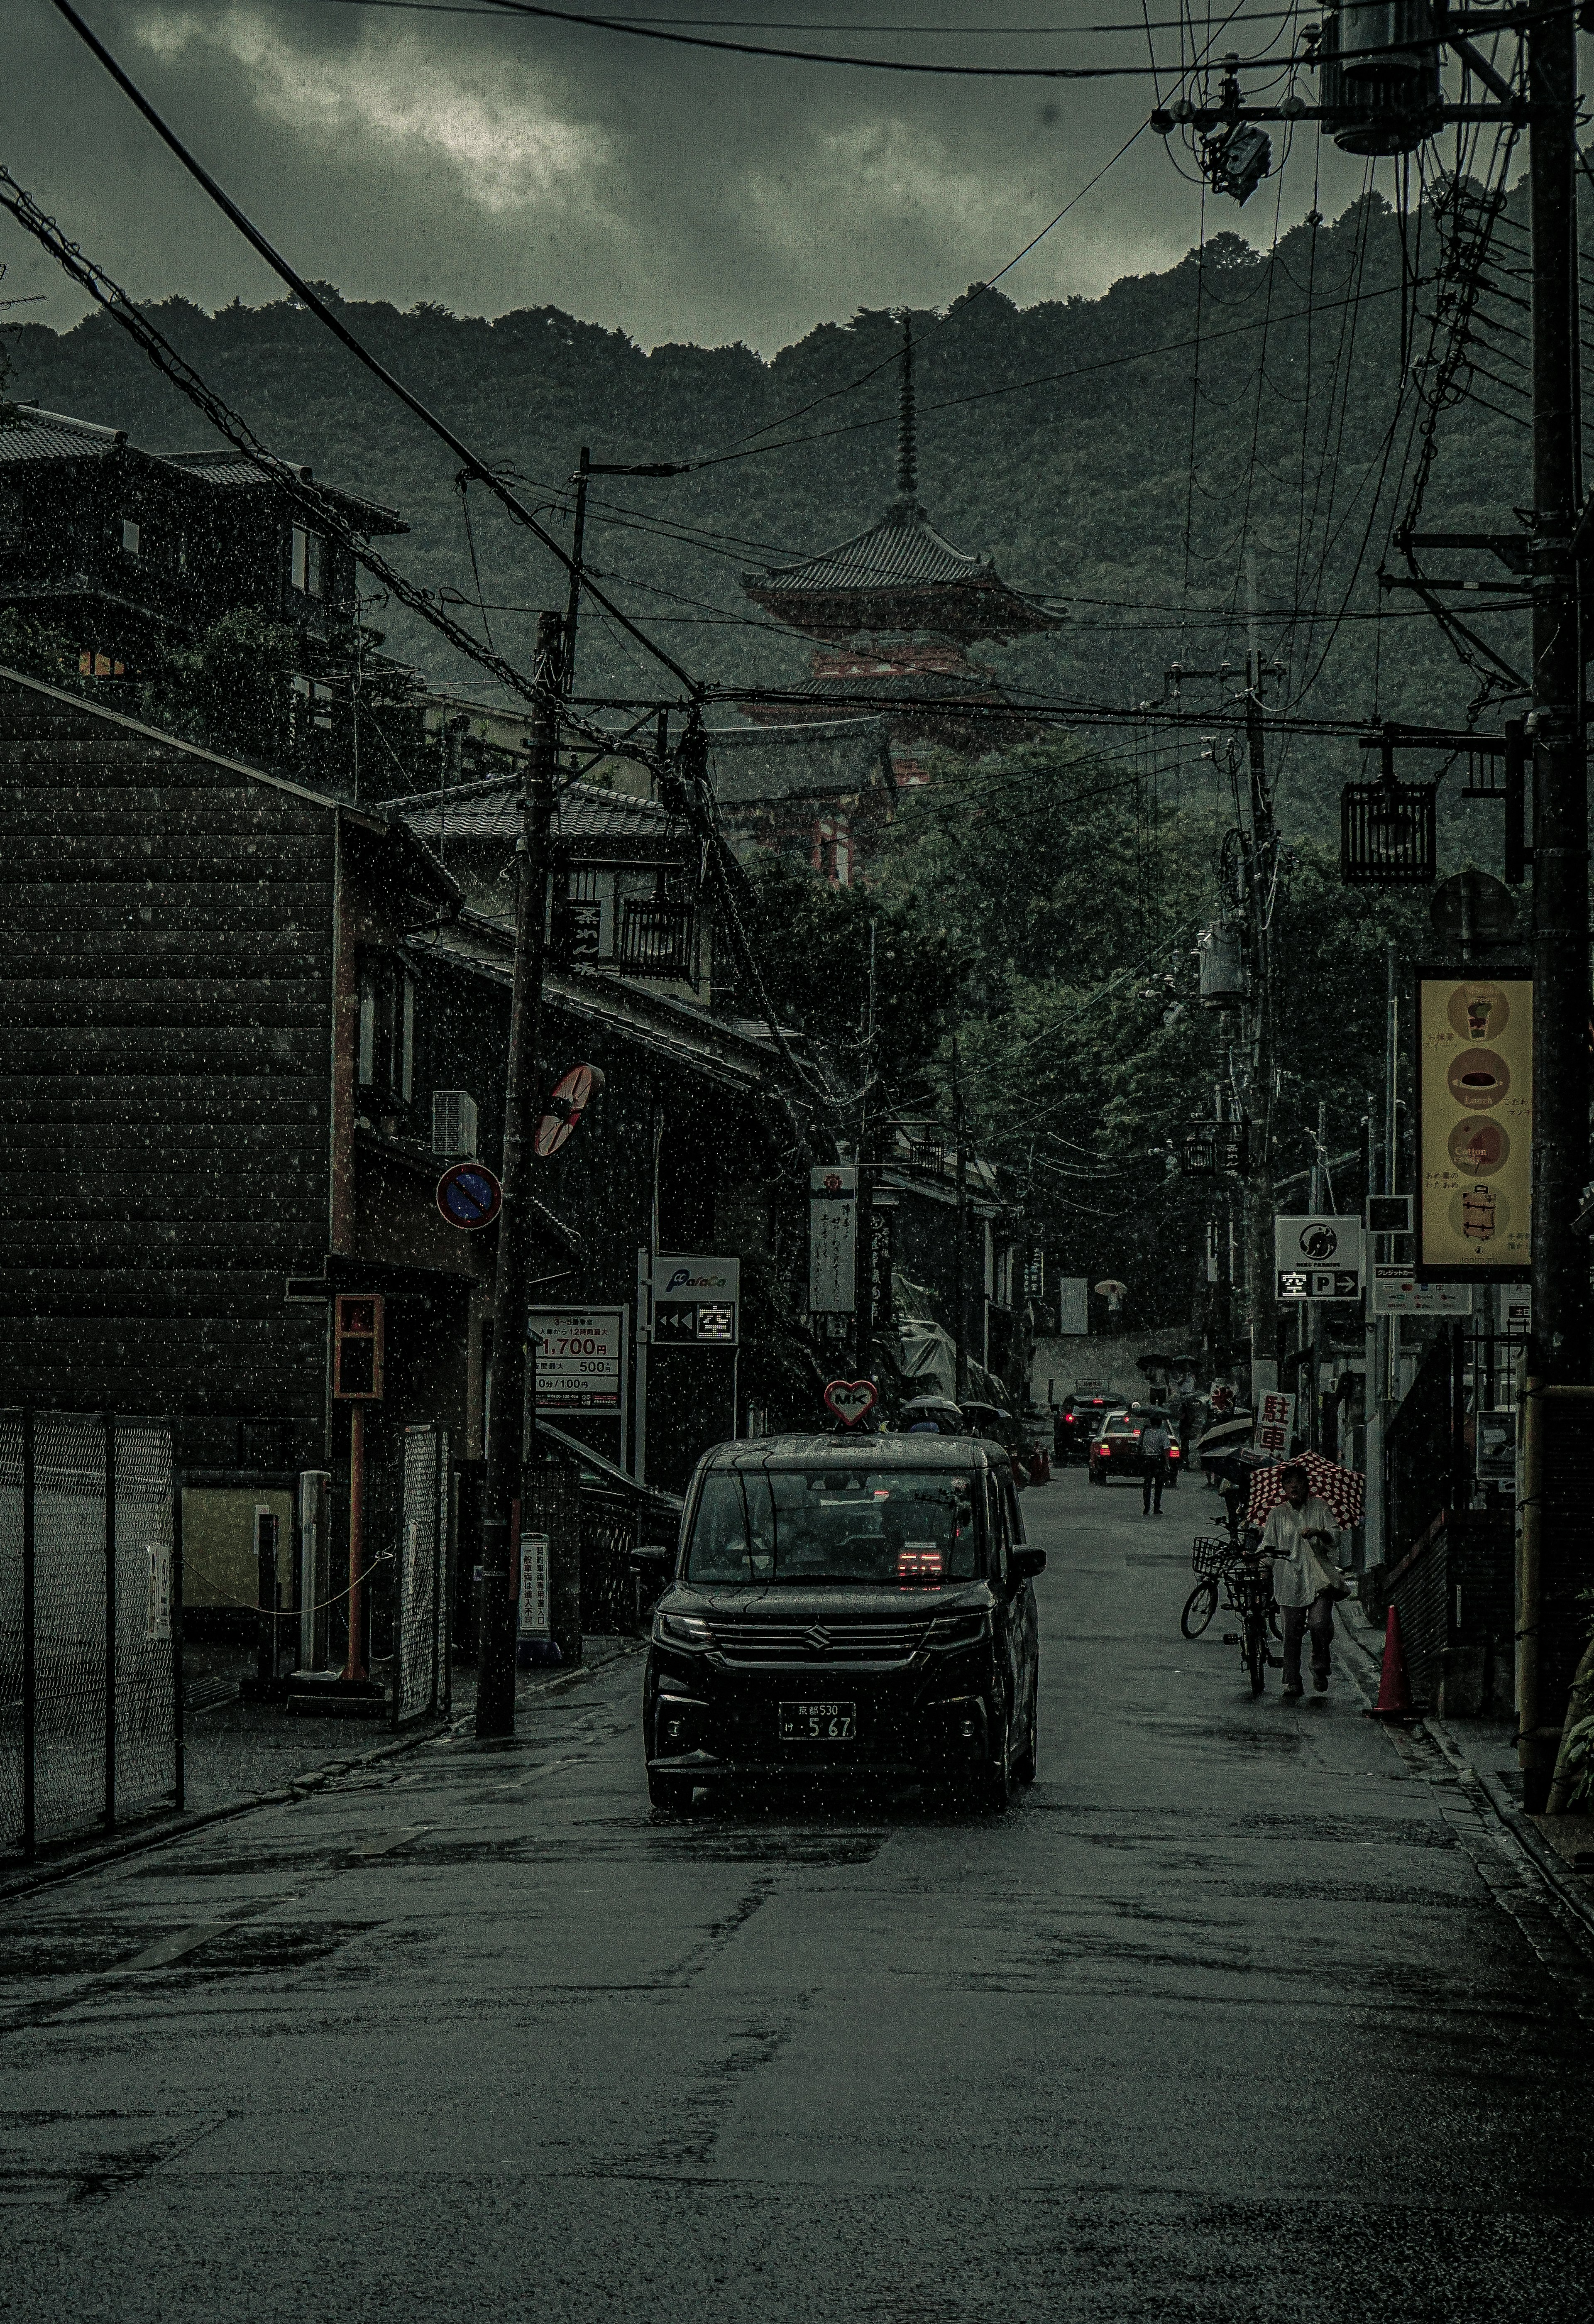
[{"left": 894, "top": 313, "right": 917, "bottom": 510}]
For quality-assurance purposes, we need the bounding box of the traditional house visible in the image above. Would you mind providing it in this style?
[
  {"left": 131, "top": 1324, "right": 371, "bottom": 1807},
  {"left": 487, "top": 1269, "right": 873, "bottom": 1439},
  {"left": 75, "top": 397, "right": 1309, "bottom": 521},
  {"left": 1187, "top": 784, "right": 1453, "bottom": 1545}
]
[{"left": 0, "top": 401, "right": 404, "bottom": 772}]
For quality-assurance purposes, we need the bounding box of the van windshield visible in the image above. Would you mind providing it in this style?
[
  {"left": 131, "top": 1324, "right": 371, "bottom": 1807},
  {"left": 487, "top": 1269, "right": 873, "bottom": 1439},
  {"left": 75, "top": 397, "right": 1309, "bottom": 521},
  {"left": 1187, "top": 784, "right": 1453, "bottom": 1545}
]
[{"left": 686, "top": 1468, "right": 980, "bottom": 1586}]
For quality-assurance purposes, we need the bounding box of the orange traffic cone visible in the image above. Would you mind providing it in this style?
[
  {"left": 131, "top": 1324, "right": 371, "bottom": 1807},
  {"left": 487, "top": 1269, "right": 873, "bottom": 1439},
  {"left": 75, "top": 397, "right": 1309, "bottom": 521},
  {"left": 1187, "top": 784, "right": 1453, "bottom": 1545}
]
[{"left": 1364, "top": 1605, "right": 1417, "bottom": 1720}]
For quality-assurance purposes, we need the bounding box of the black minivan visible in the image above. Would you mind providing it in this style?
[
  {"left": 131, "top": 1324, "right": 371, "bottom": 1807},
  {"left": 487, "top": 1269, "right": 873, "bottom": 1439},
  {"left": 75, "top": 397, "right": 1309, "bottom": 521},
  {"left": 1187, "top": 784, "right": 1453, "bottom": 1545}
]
[{"left": 636, "top": 1434, "right": 1044, "bottom": 1813}]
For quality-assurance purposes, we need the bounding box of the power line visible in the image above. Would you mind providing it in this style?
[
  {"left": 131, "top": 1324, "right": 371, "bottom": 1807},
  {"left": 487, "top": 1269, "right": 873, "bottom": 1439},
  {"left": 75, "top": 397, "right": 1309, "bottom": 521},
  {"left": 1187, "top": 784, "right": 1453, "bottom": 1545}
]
[
  {"left": 312, "top": 0, "right": 1308, "bottom": 29},
  {"left": 46, "top": 0, "right": 700, "bottom": 697},
  {"left": 0, "top": 165, "right": 564, "bottom": 716},
  {"left": 384, "top": 0, "right": 1298, "bottom": 74},
  {"left": 685, "top": 274, "right": 1411, "bottom": 472}
]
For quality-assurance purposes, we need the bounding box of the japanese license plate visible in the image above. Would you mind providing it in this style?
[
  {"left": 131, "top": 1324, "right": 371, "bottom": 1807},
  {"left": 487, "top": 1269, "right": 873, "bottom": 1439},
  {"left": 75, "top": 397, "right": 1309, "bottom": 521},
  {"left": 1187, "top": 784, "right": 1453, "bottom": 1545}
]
[{"left": 779, "top": 1700, "right": 857, "bottom": 1742}]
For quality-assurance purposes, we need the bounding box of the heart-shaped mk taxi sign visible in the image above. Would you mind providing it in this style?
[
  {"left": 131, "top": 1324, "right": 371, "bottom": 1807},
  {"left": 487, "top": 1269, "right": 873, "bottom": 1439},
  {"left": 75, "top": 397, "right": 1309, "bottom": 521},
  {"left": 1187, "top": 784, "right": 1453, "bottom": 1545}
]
[{"left": 824, "top": 1378, "right": 878, "bottom": 1429}]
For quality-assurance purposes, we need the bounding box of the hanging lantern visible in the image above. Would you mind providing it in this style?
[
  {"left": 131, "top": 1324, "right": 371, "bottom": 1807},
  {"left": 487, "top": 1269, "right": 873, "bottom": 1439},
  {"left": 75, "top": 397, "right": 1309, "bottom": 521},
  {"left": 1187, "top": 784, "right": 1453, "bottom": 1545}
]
[{"left": 1341, "top": 773, "right": 1438, "bottom": 884}]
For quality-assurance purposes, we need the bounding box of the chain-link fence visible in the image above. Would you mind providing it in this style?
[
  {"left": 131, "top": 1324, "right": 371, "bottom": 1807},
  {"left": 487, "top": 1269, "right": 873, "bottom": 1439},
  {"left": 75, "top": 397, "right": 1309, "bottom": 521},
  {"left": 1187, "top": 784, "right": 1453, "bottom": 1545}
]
[
  {"left": 394, "top": 1424, "right": 450, "bottom": 1725},
  {"left": 0, "top": 1411, "right": 178, "bottom": 1859}
]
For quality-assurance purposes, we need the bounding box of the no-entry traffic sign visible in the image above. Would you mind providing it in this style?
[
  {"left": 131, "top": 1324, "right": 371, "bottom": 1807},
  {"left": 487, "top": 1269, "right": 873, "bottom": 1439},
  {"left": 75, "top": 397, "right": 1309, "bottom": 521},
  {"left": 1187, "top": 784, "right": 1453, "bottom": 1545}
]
[{"left": 436, "top": 1161, "right": 503, "bottom": 1230}]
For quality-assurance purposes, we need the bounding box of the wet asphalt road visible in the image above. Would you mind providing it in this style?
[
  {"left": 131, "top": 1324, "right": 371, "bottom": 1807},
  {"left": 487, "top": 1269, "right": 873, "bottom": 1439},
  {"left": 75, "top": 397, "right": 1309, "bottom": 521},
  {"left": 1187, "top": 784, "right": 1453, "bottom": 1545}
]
[{"left": 3, "top": 1469, "right": 1593, "bottom": 2322}]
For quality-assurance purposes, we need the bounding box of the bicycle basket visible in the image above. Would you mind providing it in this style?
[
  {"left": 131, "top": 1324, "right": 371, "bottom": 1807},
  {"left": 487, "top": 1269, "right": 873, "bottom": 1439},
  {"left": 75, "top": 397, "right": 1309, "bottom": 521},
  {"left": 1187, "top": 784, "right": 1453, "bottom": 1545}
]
[
  {"left": 1191, "top": 1536, "right": 1231, "bottom": 1578},
  {"left": 1228, "top": 1563, "right": 1274, "bottom": 1614}
]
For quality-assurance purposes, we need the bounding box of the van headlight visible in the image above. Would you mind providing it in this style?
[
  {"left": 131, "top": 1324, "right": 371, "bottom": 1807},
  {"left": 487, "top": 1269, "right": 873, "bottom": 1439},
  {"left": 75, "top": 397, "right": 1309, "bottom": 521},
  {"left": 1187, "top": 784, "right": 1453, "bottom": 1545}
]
[
  {"left": 653, "top": 1610, "right": 711, "bottom": 1649},
  {"left": 927, "top": 1611, "right": 990, "bottom": 1653}
]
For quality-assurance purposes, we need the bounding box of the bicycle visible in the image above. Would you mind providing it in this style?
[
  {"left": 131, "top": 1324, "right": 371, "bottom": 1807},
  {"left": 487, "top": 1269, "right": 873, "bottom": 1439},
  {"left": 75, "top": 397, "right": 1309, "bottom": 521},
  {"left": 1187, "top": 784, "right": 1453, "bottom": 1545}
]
[
  {"left": 1222, "top": 1558, "right": 1277, "bottom": 1698},
  {"left": 1180, "top": 1536, "right": 1233, "bottom": 1639},
  {"left": 1181, "top": 1536, "right": 1279, "bottom": 1695}
]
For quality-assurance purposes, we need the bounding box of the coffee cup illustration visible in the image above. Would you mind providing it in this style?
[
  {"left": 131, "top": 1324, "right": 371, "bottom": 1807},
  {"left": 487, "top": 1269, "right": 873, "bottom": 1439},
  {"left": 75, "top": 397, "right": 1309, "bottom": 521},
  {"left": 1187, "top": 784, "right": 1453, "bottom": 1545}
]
[{"left": 1446, "top": 1047, "right": 1511, "bottom": 1109}]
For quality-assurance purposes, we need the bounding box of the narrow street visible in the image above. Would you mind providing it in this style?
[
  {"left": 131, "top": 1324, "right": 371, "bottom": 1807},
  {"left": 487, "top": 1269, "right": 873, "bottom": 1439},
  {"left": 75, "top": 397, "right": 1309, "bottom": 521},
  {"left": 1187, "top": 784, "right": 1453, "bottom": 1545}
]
[{"left": 4, "top": 1470, "right": 1592, "bottom": 2322}]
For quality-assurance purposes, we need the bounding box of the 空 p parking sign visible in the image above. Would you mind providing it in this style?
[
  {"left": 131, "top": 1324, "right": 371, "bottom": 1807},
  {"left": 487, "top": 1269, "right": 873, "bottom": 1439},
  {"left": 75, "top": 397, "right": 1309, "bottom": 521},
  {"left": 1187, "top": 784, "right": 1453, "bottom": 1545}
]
[
  {"left": 1274, "top": 1214, "right": 1364, "bottom": 1302},
  {"left": 650, "top": 1253, "right": 740, "bottom": 1348}
]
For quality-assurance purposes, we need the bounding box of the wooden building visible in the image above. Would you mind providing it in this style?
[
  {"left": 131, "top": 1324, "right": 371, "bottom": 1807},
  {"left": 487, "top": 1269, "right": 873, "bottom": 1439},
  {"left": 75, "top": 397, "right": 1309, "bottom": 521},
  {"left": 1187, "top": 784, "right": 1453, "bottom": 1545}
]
[
  {"left": 0, "top": 402, "right": 404, "bottom": 767},
  {"left": 0, "top": 662, "right": 828, "bottom": 1650}
]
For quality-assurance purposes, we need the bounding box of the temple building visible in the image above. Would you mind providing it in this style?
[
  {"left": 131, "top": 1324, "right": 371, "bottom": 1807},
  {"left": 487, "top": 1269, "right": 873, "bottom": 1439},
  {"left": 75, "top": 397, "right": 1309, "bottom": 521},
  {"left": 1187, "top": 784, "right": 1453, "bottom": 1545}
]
[{"left": 738, "top": 321, "right": 1065, "bottom": 877}]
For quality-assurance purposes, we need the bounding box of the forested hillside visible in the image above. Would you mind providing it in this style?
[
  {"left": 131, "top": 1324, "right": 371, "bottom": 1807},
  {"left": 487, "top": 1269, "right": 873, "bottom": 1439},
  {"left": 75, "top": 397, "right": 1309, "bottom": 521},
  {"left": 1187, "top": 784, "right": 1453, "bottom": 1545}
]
[{"left": 3, "top": 183, "right": 1533, "bottom": 841}]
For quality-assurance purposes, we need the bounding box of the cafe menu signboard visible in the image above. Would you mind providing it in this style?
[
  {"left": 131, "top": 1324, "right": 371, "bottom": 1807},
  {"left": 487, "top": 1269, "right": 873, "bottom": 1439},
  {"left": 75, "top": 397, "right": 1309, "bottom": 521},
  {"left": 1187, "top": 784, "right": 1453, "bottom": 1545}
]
[{"left": 1415, "top": 969, "right": 1532, "bottom": 1281}]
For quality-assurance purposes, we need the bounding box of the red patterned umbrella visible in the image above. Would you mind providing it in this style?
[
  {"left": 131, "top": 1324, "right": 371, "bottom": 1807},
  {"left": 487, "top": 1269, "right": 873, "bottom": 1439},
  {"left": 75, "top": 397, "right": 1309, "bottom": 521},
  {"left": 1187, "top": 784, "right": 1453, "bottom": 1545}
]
[{"left": 1246, "top": 1449, "right": 1365, "bottom": 1528}]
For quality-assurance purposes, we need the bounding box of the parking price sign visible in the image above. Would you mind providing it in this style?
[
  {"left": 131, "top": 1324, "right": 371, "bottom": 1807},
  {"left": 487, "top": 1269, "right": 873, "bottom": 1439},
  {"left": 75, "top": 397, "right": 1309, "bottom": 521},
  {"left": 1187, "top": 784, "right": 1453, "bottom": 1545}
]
[{"left": 530, "top": 1306, "right": 626, "bottom": 1414}]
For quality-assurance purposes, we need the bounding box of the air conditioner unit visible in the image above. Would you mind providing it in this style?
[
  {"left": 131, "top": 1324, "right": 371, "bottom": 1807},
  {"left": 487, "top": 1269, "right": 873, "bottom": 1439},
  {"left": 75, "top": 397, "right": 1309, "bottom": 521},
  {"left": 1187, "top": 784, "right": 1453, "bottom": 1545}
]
[{"left": 432, "top": 1090, "right": 479, "bottom": 1160}]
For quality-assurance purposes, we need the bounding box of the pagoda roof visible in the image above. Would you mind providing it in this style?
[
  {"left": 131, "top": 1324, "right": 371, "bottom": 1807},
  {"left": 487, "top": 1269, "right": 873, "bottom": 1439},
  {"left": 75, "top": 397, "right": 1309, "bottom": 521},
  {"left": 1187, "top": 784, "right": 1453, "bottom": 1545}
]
[
  {"left": 743, "top": 495, "right": 1064, "bottom": 641},
  {"left": 754, "top": 499, "right": 990, "bottom": 594}
]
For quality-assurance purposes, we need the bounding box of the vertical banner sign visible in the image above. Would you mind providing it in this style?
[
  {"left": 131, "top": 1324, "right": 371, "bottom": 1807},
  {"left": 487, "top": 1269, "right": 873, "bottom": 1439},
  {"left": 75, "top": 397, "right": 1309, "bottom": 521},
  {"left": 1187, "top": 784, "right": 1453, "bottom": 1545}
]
[
  {"left": 517, "top": 1533, "right": 551, "bottom": 1640},
  {"left": 808, "top": 1165, "right": 858, "bottom": 1314},
  {"left": 1255, "top": 1391, "right": 1297, "bottom": 1456},
  {"left": 1415, "top": 969, "right": 1533, "bottom": 1279},
  {"left": 1055, "top": 1277, "right": 1089, "bottom": 1336},
  {"left": 145, "top": 1541, "right": 173, "bottom": 1641}
]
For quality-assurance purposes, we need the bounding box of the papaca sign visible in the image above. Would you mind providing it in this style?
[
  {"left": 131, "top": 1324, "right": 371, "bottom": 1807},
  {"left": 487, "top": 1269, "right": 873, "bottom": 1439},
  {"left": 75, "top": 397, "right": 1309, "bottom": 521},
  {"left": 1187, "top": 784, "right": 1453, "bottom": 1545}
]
[{"left": 824, "top": 1378, "right": 878, "bottom": 1429}]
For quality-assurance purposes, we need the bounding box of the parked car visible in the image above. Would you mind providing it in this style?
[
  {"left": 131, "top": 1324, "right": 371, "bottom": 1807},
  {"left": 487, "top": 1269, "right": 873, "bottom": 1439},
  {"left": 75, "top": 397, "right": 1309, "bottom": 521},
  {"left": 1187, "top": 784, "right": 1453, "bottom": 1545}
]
[
  {"left": 633, "top": 1433, "right": 1044, "bottom": 1814},
  {"left": 1088, "top": 1404, "right": 1183, "bottom": 1488}
]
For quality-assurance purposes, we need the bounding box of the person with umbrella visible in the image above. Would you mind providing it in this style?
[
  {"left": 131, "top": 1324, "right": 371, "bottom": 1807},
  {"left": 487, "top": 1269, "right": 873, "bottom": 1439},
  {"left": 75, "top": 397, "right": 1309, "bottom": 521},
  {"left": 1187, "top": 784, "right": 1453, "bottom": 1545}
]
[{"left": 1257, "top": 1460, "right": 1344, "bottom": 1699}]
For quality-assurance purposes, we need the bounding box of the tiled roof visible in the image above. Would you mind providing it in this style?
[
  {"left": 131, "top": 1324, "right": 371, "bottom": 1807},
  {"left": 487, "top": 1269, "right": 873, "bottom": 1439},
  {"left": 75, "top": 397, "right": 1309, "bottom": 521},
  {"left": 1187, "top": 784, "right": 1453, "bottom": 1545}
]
[
  {"left": 416, "top": 915, "right": 798, "bottom": 1098},
  {"left": 401, "top": 776, "right": 687, "bottom": 845},
  {"left": 157, "top": 450, "right": 408, "bottom": 533},
  {"left": 751, "top": 499, "right": 992, "bottom": 593},
  {"left": 0, "top": 407, "right": 125, "bottom": 462}
]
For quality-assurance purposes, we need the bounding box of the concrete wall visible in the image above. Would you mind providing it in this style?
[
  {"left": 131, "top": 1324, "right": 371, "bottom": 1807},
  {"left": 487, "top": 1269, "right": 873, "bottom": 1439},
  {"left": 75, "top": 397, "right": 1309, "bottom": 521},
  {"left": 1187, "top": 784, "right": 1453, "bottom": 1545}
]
[{"left": 1030, "top": 1333, "right": 1196, "bottom": 1407}]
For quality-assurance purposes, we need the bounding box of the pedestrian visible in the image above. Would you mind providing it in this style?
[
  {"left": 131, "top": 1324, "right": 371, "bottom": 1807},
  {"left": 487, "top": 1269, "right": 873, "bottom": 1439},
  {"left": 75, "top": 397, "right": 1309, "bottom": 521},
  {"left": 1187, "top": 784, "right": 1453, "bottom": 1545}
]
[
  {"left": 1258, "top": 1462, "right": 1343, "bottom": 1700},
  {"left": 1140, "top": 1416, "right": 1173, "bottom": 1515}
]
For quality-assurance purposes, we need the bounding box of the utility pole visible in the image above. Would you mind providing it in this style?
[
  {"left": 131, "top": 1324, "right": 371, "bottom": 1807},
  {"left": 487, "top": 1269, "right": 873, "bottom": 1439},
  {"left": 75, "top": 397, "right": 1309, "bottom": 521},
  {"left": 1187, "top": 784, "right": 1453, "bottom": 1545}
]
[
  {"left": 953, "top": 1036, "right": 969, "bottom": 1399},
  {"left": 1308, "top": 1100, "right": 1327, "bottom": 1451},
  {"left": 560, "top": 449, "right": 688, "bottom": 699},
  {"left": 1242, "top": 666, "right": 1279, "bottom": 1408},
  {"left": 476, "top": 609, "right": 563, "bottom": 1739},
  {"left": 1528, "top": 1, "right": 1591, "bottom": 1387},
  {"left": 562, "top": 447, "right": 591, "bottom": 692}
]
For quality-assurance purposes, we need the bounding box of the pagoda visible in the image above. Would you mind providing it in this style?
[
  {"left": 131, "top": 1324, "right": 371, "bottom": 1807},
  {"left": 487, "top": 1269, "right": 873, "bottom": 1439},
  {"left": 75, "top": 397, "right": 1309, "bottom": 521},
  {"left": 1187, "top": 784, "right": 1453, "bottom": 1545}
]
[{"left": 741, "top": 320, "right": 1065, "bottom": 791}]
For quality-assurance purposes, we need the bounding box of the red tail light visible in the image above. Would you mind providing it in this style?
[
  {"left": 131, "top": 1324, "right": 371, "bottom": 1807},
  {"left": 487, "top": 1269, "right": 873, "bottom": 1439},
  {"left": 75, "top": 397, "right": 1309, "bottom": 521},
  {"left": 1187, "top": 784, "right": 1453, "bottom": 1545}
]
[
  {"left": 1169, "top": 1446, "right": 1181, "bottom": 1460},
  {"left": 1097, "top": 1443, "right": 1110, "bottom": 1456}
]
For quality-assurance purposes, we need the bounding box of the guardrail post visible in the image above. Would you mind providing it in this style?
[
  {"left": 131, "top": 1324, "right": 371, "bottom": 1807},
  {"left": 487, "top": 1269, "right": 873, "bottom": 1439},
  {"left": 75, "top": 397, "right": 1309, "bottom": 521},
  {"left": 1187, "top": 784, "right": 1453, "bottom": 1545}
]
[
  {"left": 103, "top": 1408, "right": 117, "bottom": 1830},
  {"left": 21, "top": 1409, "right": 36, "bottom": 1860}
]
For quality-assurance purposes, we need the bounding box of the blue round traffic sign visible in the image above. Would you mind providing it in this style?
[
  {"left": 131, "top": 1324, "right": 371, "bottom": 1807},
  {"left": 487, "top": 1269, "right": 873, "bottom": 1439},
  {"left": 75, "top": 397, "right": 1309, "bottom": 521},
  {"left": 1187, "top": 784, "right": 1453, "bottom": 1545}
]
[{"left": 436, "top": 1162, "right": 502, "bottom": 1230}]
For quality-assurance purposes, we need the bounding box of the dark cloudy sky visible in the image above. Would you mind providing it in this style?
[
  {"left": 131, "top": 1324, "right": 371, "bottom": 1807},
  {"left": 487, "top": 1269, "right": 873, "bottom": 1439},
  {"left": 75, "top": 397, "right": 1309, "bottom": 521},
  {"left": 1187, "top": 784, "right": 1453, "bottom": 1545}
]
[{"left": 5, "top": 2, "right": 1386, "bottom": 352}]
